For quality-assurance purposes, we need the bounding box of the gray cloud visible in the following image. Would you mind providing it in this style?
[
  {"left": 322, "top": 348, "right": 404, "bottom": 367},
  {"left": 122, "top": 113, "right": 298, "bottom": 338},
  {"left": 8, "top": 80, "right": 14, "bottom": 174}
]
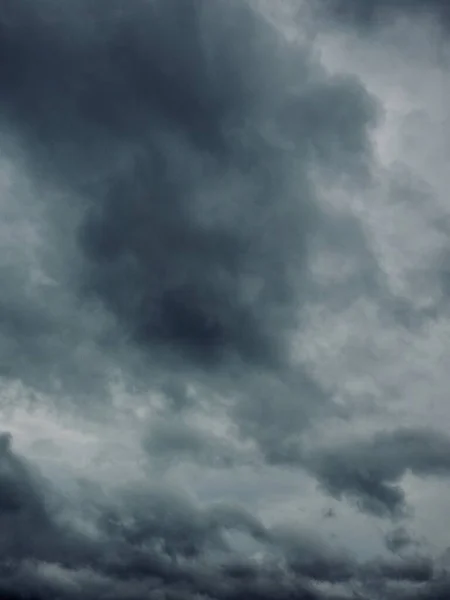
[
  {"left": 309, "top": 427, "right": 450, "bottom": 517},
  {"left": 384, "top": 527, "right": 416, "bottom": 554},
  {"left": 313, "top": 0, "right": 450, "bottom": 31},
  {"left": 3, "top": 432, "right": 449, "bottom": 600},
  {"left": 0, "top": 0, "right": 382, "bottom": 476},
  {"left": 1, "top": 0, "right": 449, "bottom": 598},
  {"left": 0, "top": 0, "right": 377, "bottom": 394},
  {"left": 142, "top": 417, "right": 239, "bottom": 468},
  {"left": 0, "top": 0, "right": 382, "bottom": 594}
]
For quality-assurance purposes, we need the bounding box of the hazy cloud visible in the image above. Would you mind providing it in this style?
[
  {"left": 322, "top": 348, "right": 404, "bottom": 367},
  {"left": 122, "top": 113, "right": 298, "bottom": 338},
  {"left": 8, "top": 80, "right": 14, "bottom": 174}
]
[
  {"left": 143, "top": 417, "right": 240, "bottom": 468},
  {"left": 384, "top": 526, "right": 416, "bottom": 554}
]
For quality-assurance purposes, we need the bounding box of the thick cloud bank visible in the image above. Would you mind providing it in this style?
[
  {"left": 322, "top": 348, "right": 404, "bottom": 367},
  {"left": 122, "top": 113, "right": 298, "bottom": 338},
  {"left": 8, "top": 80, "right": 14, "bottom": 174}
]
[
  {"left": 0, "top": 433, "right": 445, "bottom": 599},
  {"left": 1, "top": 0, "right": 450, "bottom": 598},
  {"left": 0, "top": 0, "right": 376, "bottom": 387}
]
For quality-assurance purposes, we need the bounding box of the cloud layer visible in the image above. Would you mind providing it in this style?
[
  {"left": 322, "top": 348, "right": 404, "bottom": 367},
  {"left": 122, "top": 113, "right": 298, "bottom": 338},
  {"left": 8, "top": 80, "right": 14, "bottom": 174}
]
[
  {"left": 1, "top": 0, "right": 450, "bottom": 598},
  {"left": 0, "top": 433, "right": 445, "bottom": 599}
]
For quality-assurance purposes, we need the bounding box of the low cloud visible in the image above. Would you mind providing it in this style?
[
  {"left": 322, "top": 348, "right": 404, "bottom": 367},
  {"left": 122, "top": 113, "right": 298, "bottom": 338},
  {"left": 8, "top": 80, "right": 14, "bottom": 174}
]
[
  {"left": 309, "top": 428, "right": 450, "bottom": 517},
  {"left": 0, "top": 0, "right": 377, "bottom": 398},
  {"left": 2, "top": 433, "right": 449, "bottom": 600},
  {"left": 1, "top": 0, "right": 450, "bottom": 598}
]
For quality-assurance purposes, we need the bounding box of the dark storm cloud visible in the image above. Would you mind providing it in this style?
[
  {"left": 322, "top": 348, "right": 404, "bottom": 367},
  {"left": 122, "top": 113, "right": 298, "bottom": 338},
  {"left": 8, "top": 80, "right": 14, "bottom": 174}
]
[
  {"left": 2, "top": 0, "right": 436, "bottom": 597},
  {"left": 314, "top": 0, "right": 450, "bottom": 31},
  {"left": 0, "top": 0, "right": 378, "bottom": 396},
  {"left": 309, "top": 427, "right": 450, "bottom": 517},
  {"left": 70, "top": 11, "right": 373, "bottom": 370},
  {"left": 0, "top": 432, "right": 65, "bottom": 565},
  {"left": 0, "top": 433, "right": 333, "bottom": 598},
  {"left": 3, "top": 433, "right": 448, "bottom": 600}
]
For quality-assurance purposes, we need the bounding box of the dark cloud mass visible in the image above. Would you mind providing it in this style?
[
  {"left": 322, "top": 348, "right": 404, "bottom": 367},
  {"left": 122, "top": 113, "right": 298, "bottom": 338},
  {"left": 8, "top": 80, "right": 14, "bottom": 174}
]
[
  {"left": 310, "top": 427, "right": 450, "bottom": 517},
  {"left": 1, "top": 0, "right": 450, "bottom": 598},
  {"left": 0, "top": 0, "right": 376, "bottom": 387}
]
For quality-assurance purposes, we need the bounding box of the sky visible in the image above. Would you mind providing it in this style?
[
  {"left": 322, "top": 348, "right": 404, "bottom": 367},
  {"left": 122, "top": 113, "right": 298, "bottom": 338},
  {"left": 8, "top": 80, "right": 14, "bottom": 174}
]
[{"left": 1, "top": 0, "right": 450, "bottom": 598}]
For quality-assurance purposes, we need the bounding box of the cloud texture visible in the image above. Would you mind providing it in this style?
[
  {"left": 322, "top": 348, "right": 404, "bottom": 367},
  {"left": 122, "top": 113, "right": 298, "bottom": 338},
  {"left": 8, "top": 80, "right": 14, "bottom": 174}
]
[{"left": 1, "top": 0, "right": 450, "bottom": 598}]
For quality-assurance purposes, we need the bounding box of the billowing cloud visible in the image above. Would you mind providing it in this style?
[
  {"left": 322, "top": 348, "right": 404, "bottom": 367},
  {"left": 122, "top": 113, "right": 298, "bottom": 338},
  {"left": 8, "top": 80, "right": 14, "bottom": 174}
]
[
  {"left": 308, "top": 428, "right": 450, "bottom": 517},
  {"left": 1, "top": 0, "right": 450, "bottom": 598},
  {"left": 0, "top": 0, "right": 379, "bottom": 454},
  {"left": 2, "top": 433, "right": 448, "bottom": 600},
  {"left": 0, "top": 0, "right": 377, "bottom": 382}
]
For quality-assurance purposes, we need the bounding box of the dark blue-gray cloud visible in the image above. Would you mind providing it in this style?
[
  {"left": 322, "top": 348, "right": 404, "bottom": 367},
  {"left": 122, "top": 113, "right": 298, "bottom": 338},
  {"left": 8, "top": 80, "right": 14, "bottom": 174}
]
[
  {"left": 1, "top": 1, "right": 449, "bottom": 598},
  {"left": 309, "top": 427, "right": 450, "bottom": 517},
  {"left": 0, "top": 0, "right": 377, "bottom": 395},
  {"left": 1, "top": 432, "right": 448, "bottom": 600},
  {"left": 0, "top": 0, "right": 380, "bottom": 464}
]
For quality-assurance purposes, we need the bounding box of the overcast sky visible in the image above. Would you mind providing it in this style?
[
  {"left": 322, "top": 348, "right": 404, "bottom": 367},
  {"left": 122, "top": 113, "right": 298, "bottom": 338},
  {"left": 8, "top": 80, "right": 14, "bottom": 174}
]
[{"left": 1, "top": 1, "right": 450, "bottom": 599}]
